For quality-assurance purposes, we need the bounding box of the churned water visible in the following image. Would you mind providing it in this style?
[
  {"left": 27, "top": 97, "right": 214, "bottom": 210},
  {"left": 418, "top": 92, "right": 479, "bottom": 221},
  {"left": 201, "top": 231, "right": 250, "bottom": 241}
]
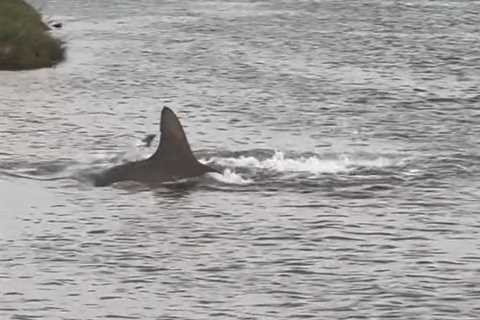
[{"left": 1, "top": 0, "right": 479, "bottom": 319}]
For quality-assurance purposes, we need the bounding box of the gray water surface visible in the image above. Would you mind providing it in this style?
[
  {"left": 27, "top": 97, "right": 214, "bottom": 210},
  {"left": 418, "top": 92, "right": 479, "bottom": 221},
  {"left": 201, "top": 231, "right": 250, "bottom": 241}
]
[{"left": 1, "top": 0, "right": 479, "bottom": 319}]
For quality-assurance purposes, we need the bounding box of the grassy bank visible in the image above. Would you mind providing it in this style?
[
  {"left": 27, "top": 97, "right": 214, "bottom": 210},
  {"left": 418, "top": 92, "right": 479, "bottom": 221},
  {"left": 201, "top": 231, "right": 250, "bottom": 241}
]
[{"left": 0, "top": 0, "right": 65, "bottom": 70}]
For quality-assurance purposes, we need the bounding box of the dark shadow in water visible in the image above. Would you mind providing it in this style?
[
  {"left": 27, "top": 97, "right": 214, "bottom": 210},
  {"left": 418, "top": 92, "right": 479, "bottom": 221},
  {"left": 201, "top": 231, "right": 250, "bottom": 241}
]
[
  {"left": 106, "top": 178, "right": 201, "bottom": 201},
  {"left": 152, "top": 179, "right": 200, "bottom": 200},
  {"left": 152, "top": 185, "right": 193, "bottom": 200}
]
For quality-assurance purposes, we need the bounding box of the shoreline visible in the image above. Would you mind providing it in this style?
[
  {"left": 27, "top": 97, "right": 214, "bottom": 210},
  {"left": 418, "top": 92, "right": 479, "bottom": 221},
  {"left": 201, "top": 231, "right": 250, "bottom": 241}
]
[{"left": 0, "top": 0, "right": 65, "bottom": 70}]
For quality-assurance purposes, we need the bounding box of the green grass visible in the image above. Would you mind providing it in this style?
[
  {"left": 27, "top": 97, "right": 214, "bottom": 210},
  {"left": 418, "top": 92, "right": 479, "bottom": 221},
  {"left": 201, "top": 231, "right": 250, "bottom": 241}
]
[{"left": 0, "top": 0, "right": 65, "bottom": 70}]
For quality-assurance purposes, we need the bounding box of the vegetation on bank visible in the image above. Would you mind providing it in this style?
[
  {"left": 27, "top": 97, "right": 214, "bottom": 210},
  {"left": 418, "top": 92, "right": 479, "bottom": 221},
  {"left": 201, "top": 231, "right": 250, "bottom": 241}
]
[{"left": 0, "top": 0, "right": 65, "bottom": 70}]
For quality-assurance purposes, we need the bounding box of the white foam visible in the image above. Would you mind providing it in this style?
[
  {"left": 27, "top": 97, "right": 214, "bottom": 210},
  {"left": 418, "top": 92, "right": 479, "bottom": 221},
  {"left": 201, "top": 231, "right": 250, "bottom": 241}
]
[
  {"left": 204, "top": 151, "right": 399, "bottom": 175},
  {"left": 208, "top": 169, "right": 253, "bottom": 185}
]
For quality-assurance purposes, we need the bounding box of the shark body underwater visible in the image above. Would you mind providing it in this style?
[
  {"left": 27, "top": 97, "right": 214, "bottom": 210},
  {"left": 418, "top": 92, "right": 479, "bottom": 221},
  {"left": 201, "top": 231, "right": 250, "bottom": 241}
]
[{"left": 93, "top": 107, "right": 219, "bottom": 187}]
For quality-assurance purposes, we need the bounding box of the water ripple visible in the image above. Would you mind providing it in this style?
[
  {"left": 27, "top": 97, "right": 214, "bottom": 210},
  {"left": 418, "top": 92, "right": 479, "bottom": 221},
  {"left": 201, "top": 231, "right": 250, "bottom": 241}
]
[{"left": 1, "top": 0, "right": 479, "bottom": 319}]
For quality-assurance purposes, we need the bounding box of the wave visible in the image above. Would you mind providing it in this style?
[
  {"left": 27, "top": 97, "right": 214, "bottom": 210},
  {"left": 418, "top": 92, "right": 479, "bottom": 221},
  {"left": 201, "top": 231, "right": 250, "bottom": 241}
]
[
  {"left": 202, "top": 151, "right": 402, "bottom": 176},
  {"left": 1, "top": 148, "right": 406, "bottom": 189},
  {"left": 208, "top": 169, "right": 253, "bottom": 185}
]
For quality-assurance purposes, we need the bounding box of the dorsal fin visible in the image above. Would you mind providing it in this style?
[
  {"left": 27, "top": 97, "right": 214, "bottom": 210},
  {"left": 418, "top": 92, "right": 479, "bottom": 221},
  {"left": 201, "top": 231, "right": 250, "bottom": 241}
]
[{"left": 150, "top": 107, "right": 198, "bottom": 166}]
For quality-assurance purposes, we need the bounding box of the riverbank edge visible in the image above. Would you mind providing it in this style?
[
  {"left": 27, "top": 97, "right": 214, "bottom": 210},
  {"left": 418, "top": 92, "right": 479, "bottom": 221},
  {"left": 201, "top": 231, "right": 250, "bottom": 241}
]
[{"left": 0, "top": 0, "right": 65, "bottom": 70}]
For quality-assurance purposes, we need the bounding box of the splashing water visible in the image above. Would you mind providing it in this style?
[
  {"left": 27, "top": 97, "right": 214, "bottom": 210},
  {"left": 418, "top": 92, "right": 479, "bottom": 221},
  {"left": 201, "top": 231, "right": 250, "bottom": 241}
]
[
  {"left": 208, "top": 168, "right": 253, "bottom": 185},
  {"left": 204, "top": 151, "right": 402, "bottom": 175}
]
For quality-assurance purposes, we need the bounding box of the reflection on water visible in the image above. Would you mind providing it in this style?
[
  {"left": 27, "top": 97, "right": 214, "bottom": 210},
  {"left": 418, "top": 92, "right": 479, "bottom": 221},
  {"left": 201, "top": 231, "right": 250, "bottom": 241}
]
[{"left": 1, "top": 0, "right": 479, "bottom": 319}]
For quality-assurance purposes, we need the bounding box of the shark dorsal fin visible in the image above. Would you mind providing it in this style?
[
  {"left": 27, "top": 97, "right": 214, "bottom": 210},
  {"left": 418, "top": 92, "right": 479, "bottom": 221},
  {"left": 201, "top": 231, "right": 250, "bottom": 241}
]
[{"left": 150, "top": 107, "right": 198, "bottom": 166}]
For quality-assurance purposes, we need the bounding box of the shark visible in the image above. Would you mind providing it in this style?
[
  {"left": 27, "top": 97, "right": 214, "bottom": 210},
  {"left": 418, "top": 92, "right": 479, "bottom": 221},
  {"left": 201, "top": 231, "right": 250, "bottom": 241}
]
[{"left": 93, "top": 107, "right": 219, "bottom": 187}]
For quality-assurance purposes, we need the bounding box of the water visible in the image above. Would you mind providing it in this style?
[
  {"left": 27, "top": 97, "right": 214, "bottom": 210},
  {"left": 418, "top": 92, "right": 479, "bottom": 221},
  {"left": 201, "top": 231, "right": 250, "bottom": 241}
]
[{"left": 1, "top": 0, "right": 479, "bottom": 319}]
